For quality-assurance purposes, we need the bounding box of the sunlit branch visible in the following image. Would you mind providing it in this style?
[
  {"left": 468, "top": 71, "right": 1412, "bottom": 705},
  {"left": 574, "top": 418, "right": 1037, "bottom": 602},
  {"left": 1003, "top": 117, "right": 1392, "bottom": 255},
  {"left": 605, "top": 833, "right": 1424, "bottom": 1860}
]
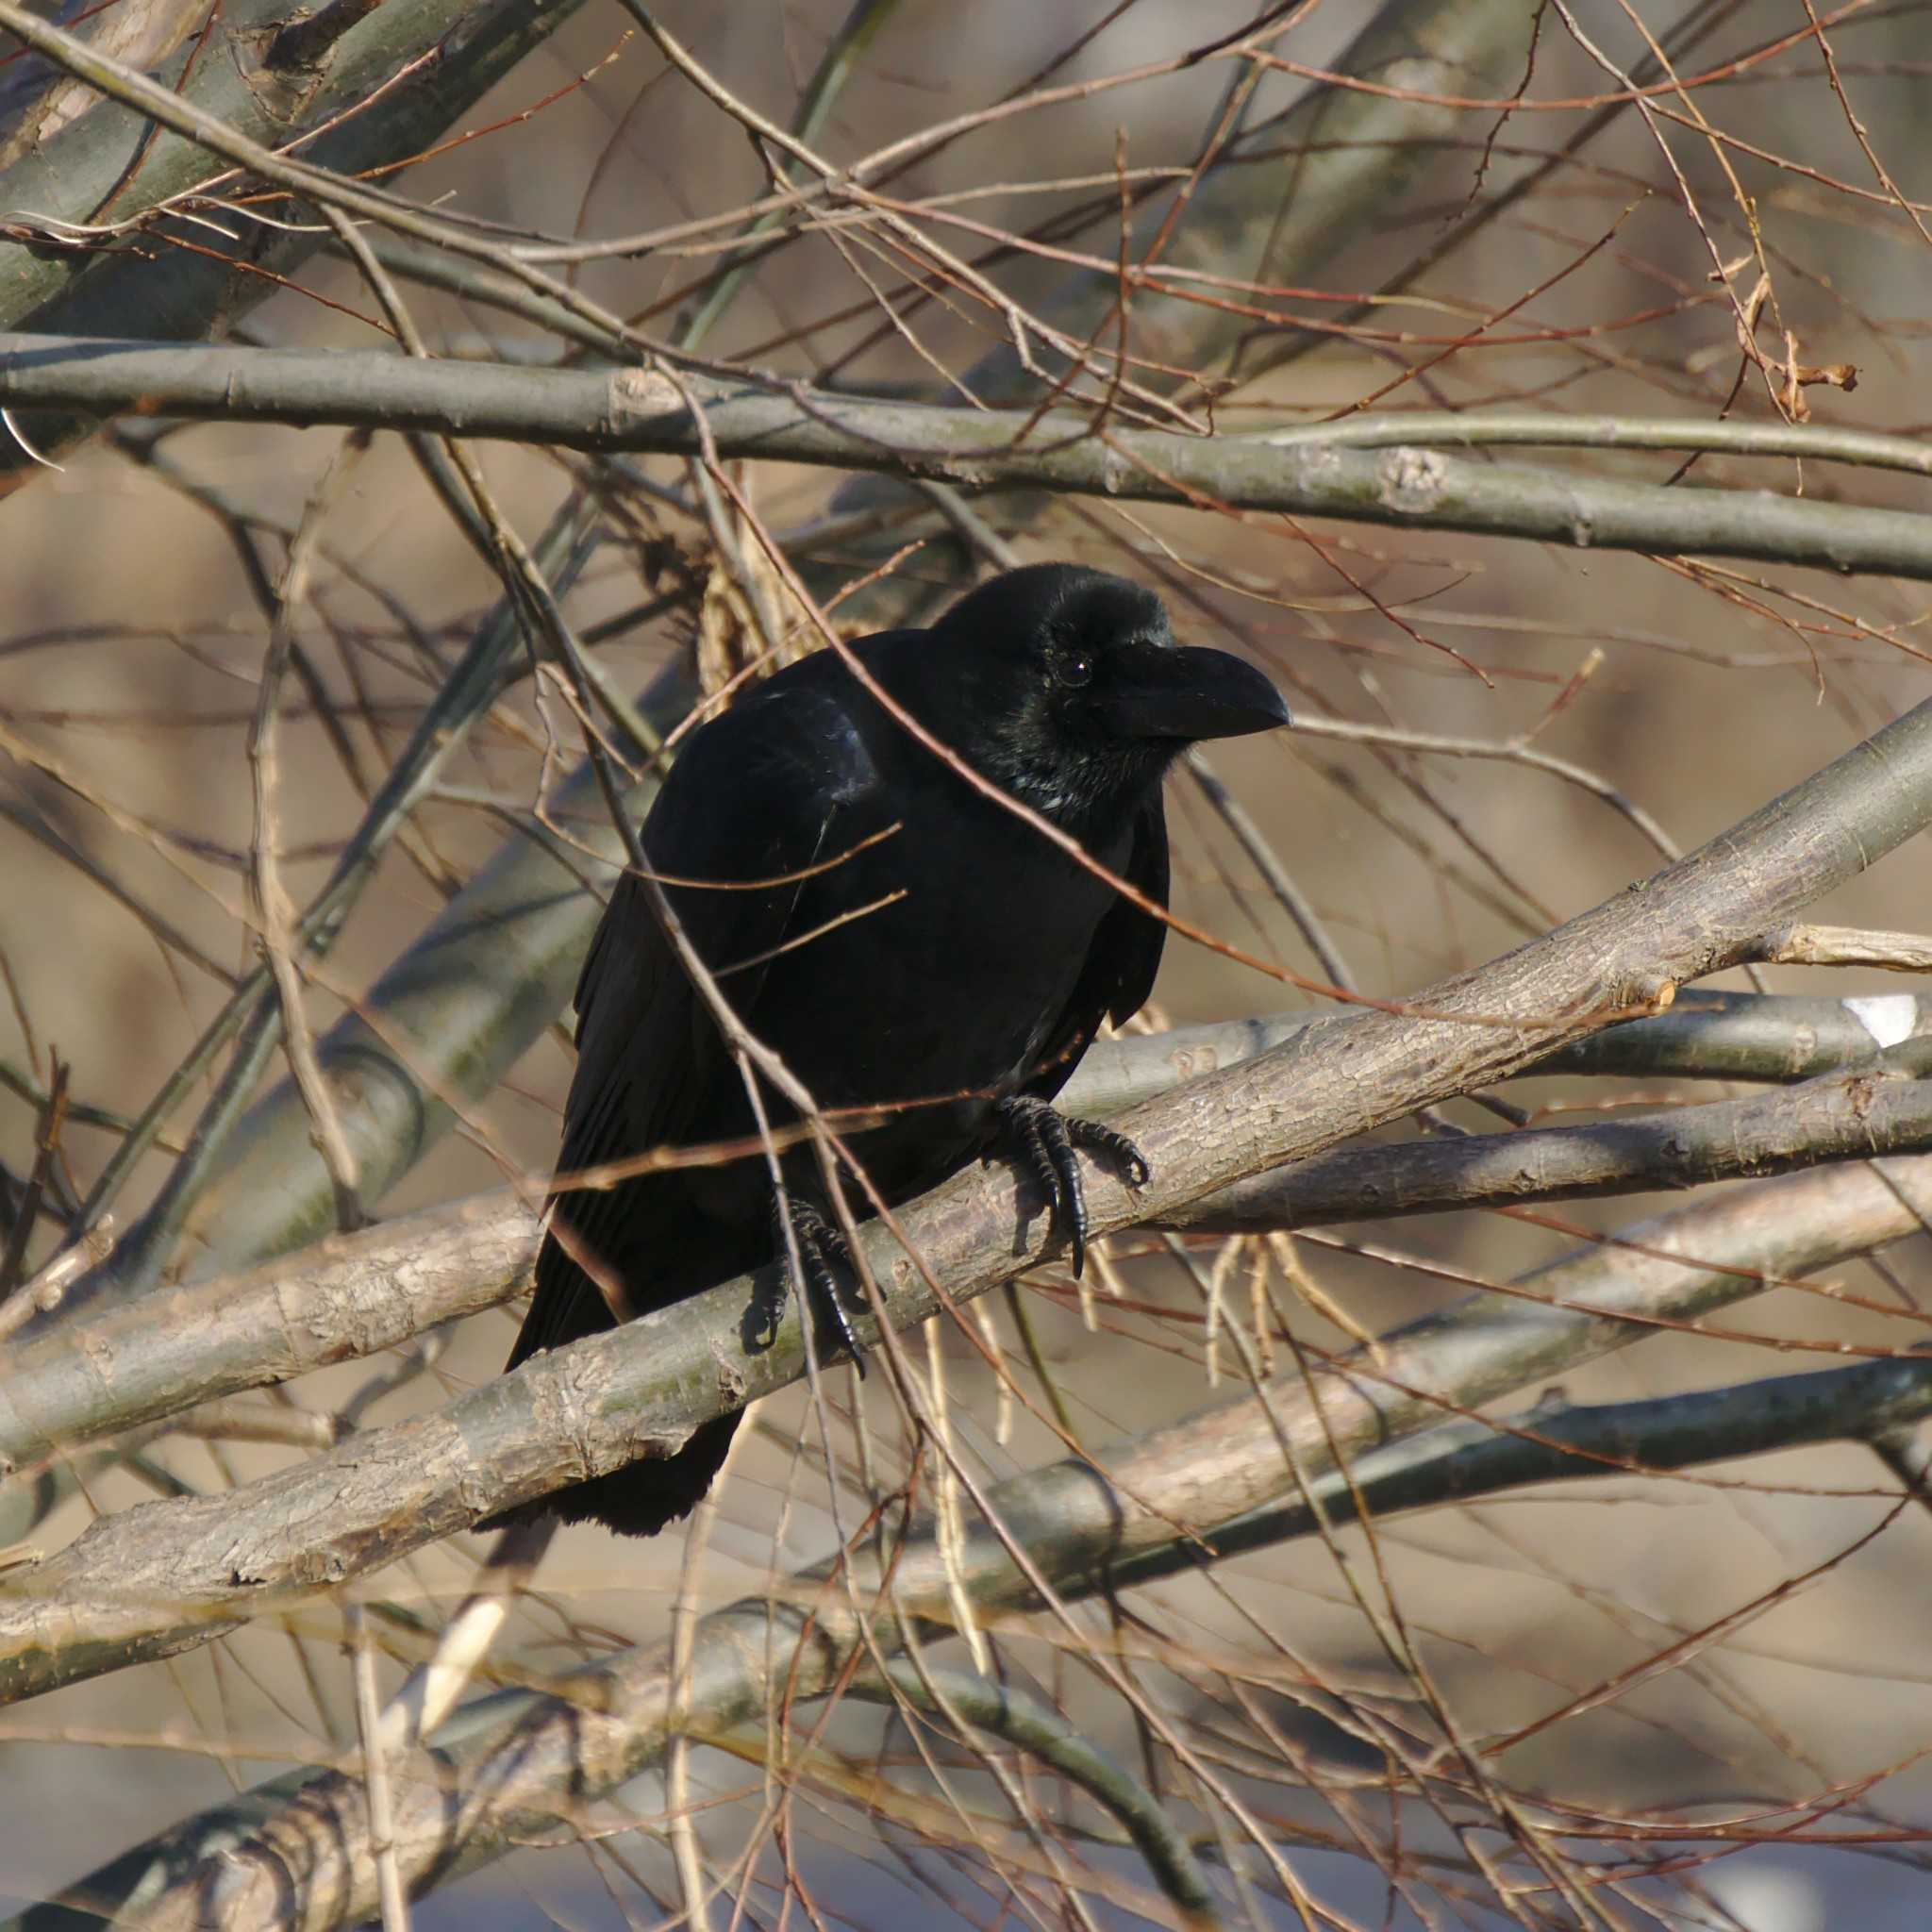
[
  {"left": 2, "top": 695, "right": 1928, "bottom": 1706},
  {"left": 37, "top": 1141, "right": 1932, "bottom": 1931},
  {"left": 9, "top": 1022, "right": 1932, "bottom": 1492},
  {"left": 8, "top": 335, "right": 1932, "bottom": 581}
]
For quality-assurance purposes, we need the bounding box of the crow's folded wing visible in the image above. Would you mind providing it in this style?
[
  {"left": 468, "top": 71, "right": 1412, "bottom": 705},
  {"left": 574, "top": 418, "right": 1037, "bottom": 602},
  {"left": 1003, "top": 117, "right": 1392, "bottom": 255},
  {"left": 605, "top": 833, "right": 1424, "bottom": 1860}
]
[{"left": 507, "top": 682, "right": 879, "bottom": 1365}]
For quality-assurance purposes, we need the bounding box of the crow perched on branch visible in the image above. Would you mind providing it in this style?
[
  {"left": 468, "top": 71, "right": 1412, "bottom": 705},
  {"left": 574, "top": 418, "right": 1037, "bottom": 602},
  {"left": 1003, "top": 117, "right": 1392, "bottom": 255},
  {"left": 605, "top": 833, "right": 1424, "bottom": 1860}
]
[{"left": 500, "top": 563, "right": 1290, "bottom": 1536}]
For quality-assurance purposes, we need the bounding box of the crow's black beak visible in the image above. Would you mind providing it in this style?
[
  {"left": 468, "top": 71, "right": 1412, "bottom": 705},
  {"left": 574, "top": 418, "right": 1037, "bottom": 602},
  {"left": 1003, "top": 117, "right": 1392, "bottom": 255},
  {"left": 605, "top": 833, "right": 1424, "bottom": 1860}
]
[{"left": 1092, "top": 643, "right": 1291, "bottom": 742}]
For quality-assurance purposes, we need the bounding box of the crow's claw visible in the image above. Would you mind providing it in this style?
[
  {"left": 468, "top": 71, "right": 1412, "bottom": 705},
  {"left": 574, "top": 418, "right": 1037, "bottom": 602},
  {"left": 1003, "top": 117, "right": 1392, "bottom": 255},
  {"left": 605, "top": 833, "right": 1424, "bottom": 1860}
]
[
  {"left": 771, "top": 1194, "right": 867, "bottom": 1377},
  {"left": 1072, "top": 1118, "right": 1152, "bottom": 1189},
  {"left": 994, "top": 1095, "right": 1152, "bottom": 1279}
]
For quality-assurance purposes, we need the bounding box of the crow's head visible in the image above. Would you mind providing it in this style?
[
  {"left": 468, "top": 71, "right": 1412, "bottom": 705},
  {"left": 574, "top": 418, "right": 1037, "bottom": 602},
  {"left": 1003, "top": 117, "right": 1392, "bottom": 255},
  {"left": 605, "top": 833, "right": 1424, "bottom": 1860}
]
[{"left": 923, "top": 562, "right": 1290, "bottom": 824}]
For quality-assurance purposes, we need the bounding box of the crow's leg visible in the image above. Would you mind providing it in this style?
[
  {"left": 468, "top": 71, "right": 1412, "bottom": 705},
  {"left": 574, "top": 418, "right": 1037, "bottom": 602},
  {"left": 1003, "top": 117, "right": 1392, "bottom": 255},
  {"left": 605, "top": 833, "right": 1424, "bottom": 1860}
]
[
  {"left": 993, "top": 1095, "right": 1151, "bottom": 1278},
  {"left": 767, "top": 1191, "right": 869, "bottom": 1375}
]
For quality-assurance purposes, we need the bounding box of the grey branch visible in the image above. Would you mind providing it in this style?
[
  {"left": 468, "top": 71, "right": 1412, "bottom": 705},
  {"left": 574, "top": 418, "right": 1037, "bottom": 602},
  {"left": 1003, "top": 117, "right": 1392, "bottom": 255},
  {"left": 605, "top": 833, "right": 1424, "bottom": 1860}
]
[
  {"left": 0, "top": 0, "right": 593, "bottom": 474},
  {"left": 1172, "top": 1048, "right": 1932, "bottom": 1234},
  {"left": 43, "top": 1147, "right": 1932, "bottom": 1932},
  {"left": 1074, "top": 990, "right": 1932, "bottom": 1104},
  {"left": 9, "top": 1017, "right": 1932, "bottom": 1491},
  {"left": 9, "top": 337, "right": 1932, "bottom": 580},
  {"left": 0, "top": 0, "right": 1691, "bottom": 1334},
  {"left": 0, "top": 1191, "right": 535, "bottom": 1485},
  {"left": 1086, "top": 1333, "right": 1932, "bottom": 1598},
  {"left": 850, "top": 1661, "right": 1224, "bottom": 1927},
  {"left": 2, "top": 696, "right": 1930, "bottom": 1704},
  {"left": 1261, "top": 408, "right": 1932, "bottom": 479}
]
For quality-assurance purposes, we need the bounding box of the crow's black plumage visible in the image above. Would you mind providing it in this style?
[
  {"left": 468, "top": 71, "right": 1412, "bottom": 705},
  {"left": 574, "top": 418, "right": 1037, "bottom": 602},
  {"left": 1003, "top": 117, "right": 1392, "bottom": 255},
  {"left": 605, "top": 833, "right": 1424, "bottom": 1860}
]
[{"left": 501, "top": 563, "right": 1289, "bottom": 1536}]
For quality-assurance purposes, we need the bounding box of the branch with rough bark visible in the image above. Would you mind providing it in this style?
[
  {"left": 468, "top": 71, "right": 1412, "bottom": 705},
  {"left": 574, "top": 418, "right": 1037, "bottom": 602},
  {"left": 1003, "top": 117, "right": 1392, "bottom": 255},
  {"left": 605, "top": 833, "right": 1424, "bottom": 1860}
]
[
  {"left": 37, "top": 1143, "right": 1932, "bottom": 1931},
  {"left": 3, "top": 694, "right": 1928, "bottom": 1707},
  {"left": 0, "top": 0, "right": 1543, "bottom": 1309},
  {"left": 8, "top": 1009, "right": 1932, "bottom": 1495},
  {"left": 0, "top": 0, "right": 593, "bottom": 478},
  {"left": 0, "top": 0, "right": 1532, "bottom": 477},
  {"left": 6, "top": 2, "right": 1932, "bottom": 1919}
]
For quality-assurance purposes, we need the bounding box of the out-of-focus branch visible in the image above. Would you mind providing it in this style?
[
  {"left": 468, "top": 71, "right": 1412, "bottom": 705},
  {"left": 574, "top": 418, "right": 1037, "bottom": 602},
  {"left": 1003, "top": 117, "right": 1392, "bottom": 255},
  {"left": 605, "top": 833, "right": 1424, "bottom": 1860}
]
[
  {"left": 136, "top": 650, "right": 694, "bottom": 1291},
  {"left": 675, "top": 0, "right": 907, "bottom": 354},
  {"left": 0, "top": 0, "right": 203, "bottom": 158},
  {"left": 3, "top": 696, "right": 1929, "bottom": 1704},
  {"left": 866, "top": 0, "right": 1536, "bottom": 410},
  {"left": 8, "top": 338, "right": 1932, "bottom": 581},
  {"left": 849, "top": 1661, "right": 1224, "bottom": 1929},
  {"left": 0, "top": 0, "right": 593, "bottom": 475},
  {"left": 1185, "top": 748, "right": 1357, "bottom": 989},
  {"left": 0, "top": 0, "right": 1547, "bottom": 1322},
  {"left": 1098, "top": 1345, "right": 1932, "bottom": 1596},
  {"left": 42, "top": 1147, "right": 1932, "bottom": 1932},
  {"left": 49, "top": 500, "right": 607, "bottom": 1312}
]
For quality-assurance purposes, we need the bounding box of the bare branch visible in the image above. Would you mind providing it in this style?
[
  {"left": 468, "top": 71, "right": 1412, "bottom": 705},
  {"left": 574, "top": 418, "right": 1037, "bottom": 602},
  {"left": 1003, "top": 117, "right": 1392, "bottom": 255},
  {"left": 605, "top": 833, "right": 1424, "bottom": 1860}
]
[
  {"left": 3, "top": 694, "right": 1929, "bottom": 1704},
  {"left": 52, "top": 1147, "right": 1932, "bottom": 1931},
  {"left": 848, "top": 1660, "right": 1224, "bottom": 1928},
  {"left": 1751, "top": 922, "right": 1932, "bottom": 974},
  {"left": 54, "top": 501, "right": 608, "bottom": 1308},
  {"left": 14, "top": 1022, "right": 1932, "bottom": 1494},
  {"left": 0, "top": 0, "right": 596, "bottom": 474},
  {"left": 1171, "top": 1050, "right": 1932, "bottom": 1233},
  {"left": 9, "top": 336, "right": 1932, "bottom": 581},
  {"left": 1103, "top": 1344, "right": 1932, "bottom": 1594}
]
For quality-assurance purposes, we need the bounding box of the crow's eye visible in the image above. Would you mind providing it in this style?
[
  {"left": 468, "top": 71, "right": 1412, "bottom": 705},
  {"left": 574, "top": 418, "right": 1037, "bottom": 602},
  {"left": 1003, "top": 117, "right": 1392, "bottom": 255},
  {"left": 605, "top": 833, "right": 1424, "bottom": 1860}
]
[{"left": 1058, "top": 652, "right": 1093, "bottom": 688}]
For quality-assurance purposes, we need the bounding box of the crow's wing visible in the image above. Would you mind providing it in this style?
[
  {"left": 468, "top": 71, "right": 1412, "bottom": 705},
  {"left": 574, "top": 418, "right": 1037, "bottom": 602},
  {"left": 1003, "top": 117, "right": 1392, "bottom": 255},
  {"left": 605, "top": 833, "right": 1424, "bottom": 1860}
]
[
  {"left": 507, "top": 676, "right": 880, "bottom": 1368},
  {"left": 1024, "top": 788, "right": 1170, "bottom": 1102}
]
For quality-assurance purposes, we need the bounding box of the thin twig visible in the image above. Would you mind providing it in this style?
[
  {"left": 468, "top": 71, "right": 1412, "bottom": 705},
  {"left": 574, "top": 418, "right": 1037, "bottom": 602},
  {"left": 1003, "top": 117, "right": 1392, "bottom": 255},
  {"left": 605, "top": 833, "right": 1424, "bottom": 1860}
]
[
  {"left": 344, "top": 1601, "right": 409, "bottom": 1932},
  {"left": 1751, "top": 923, "right": 1932, "bottom": 973},
  {"left": 247, "top": 427, "right": 371, "bottom": 1234}
]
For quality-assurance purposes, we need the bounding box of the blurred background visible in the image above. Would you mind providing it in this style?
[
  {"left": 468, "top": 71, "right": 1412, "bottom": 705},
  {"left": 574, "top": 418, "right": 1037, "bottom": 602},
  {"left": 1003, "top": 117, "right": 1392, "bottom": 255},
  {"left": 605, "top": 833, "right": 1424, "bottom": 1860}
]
[{"left": 3, "top": 2, "right": 1932, "bottom": 1924}]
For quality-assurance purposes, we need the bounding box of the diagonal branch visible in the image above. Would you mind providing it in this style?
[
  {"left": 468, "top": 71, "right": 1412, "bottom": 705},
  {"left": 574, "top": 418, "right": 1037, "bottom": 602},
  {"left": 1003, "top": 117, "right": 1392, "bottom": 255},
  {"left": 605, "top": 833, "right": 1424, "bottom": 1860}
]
[
  {"left": 1, "top": 695, "right": 1928, "bottom": 1705},
  {"left": 40, "top": 1144, "right": 1932, "bottom": 1932},
  {"left": 9, "top": 1029, "right": 1932, "bottom": 1488},
  {"left": 0, "top": 0, "right": 596, "bottom": 479}
]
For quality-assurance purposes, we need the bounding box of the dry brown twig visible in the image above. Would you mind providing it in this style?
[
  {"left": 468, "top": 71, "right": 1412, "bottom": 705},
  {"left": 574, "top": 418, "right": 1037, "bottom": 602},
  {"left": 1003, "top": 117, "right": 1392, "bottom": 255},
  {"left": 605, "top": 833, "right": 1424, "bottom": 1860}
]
[{"left": 7, "top": 3, "right": 1932, "bottom": 1924}]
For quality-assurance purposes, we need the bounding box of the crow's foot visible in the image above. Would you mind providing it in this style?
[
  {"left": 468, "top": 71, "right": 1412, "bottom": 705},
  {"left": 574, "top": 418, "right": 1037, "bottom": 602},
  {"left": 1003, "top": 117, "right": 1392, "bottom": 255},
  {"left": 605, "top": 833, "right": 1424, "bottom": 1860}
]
[
  {"left": 994, "top": 1095, "right": 1151, "bottom": 1278},
  {"left": 767, "top": 1193, "right": 868, "bottom": 1376}
]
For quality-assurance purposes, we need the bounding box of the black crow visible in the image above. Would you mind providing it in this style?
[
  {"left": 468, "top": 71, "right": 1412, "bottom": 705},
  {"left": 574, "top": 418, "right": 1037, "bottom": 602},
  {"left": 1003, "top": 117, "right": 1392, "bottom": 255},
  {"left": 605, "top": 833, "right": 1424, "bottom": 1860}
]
[{"left": 500, "top": 562, "right": 1289, "bottom": 1536}]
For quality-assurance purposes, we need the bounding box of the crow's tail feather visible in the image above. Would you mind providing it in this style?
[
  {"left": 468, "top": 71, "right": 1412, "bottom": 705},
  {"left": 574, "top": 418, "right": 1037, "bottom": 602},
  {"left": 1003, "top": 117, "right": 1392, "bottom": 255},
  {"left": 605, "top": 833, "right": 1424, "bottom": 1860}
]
[
  {"left": 483, "top": 1231, "right": 740, "bottom": 1539},
  {"left": 485, "top": 1413, "right": 741, "bottom": 1540}
]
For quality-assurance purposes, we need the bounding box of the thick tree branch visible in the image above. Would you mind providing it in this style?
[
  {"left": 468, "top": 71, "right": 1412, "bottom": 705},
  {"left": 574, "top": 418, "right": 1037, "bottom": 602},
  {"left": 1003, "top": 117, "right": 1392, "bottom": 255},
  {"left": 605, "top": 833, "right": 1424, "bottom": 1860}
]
[
  {"left": 0, "top": 0, "right": 593, "bottom": 479},
  {"left": 0, "top": 0, "right": 1630, "bottom": 1317},
  {"left": 0, "top": 1191, "right": 533, "bottom": 1486},
  {"left": 42, "top": 1147, "right": 1932, "bottom": 1932},
  {"left": 1100, "top": 1345, "right": 1932, "bottom": 1595},
  {"left": 8, "top": 1029, "right": 1932, "bottom": 1489},
  {"left": 1074, "top": 990, "right": 1932, "bottom": 1105},
  {"left": 1, "top": 697, "right": 1929, "bottom": 1703},
  {"left": 1173, "top": 1051, "right": 1932, "bottom": 1232}
]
